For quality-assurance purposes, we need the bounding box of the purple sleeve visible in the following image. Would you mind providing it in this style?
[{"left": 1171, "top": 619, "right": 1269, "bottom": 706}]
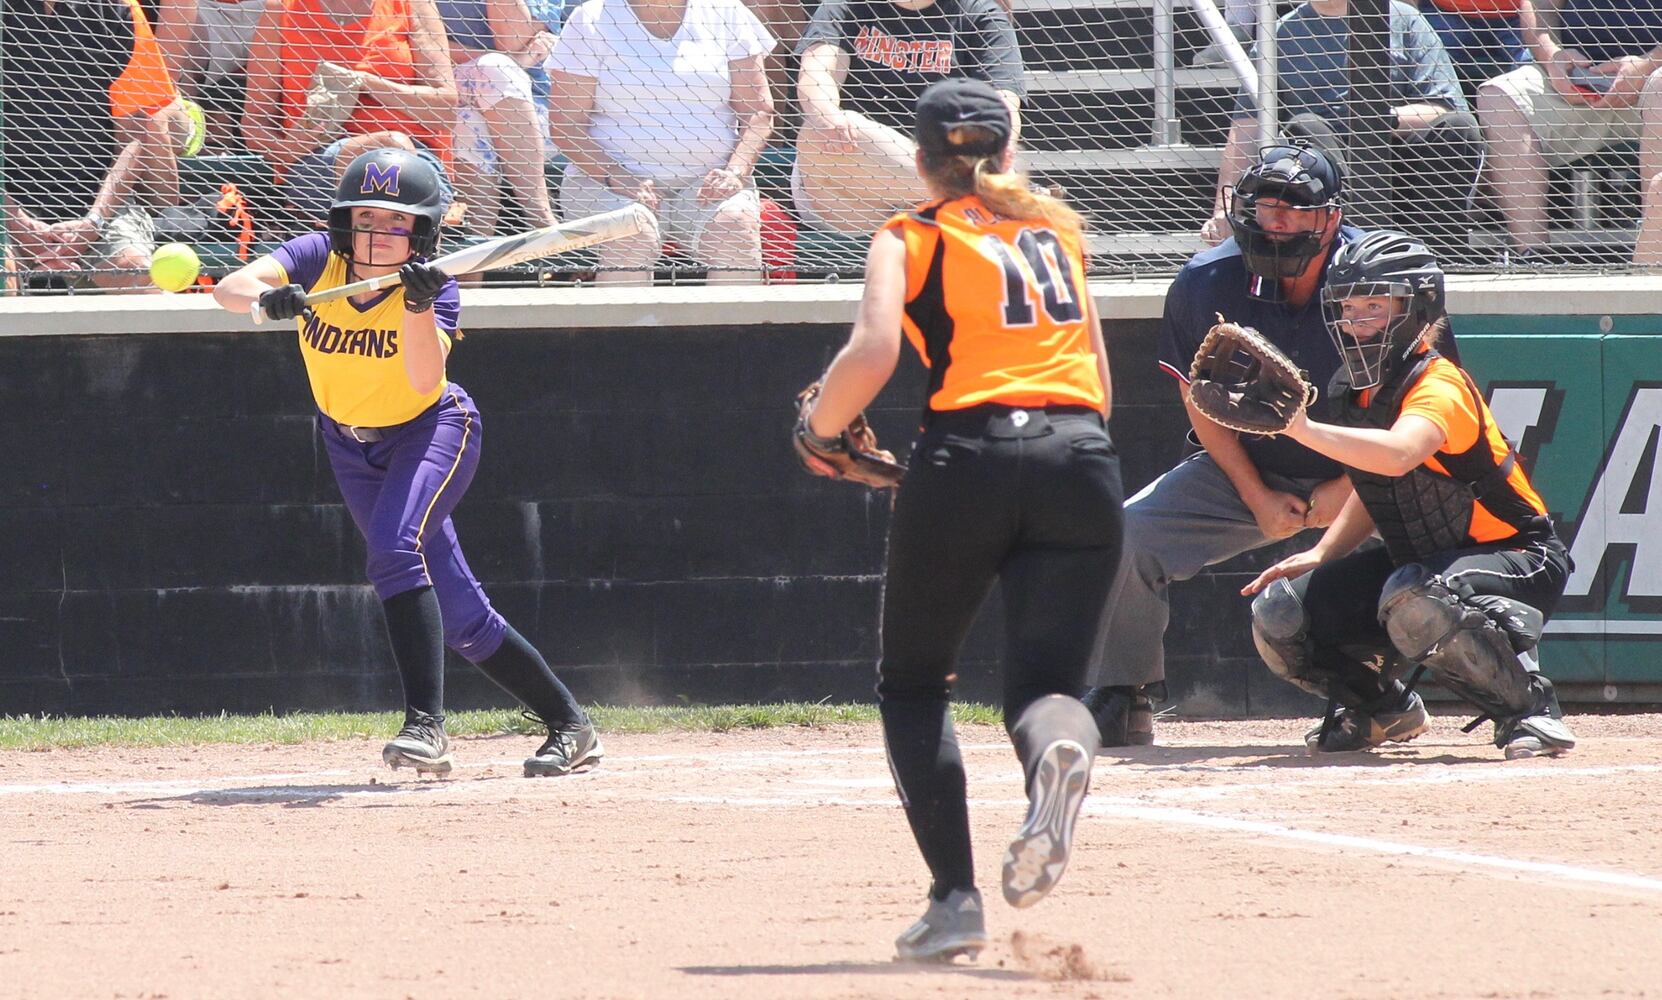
[
  {"left": 269, "top": 233, "right": 333, "bottom": 291},
  {"left": 431, "top": 278, "right": 461, "bottom": 334}
]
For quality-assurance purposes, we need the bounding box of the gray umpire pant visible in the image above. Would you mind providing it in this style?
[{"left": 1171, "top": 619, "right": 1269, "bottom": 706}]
[{"left": 1088, "top": 451, "right": 1329, "bottom": 687}]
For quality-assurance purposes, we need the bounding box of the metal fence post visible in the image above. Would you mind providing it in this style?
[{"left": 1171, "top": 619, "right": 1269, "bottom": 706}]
[
  {"left": 1346, "top": 0, "right": 1391, "bottom": 228},
  {"left": 1256, "top": 0, "right": 1277, "bottom": 148},
  {"left": 1153, "top": 0, "right": 1180, "bottom": 147}
]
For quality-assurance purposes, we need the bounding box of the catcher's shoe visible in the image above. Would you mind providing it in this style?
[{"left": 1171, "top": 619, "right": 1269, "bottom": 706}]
[
  {"left": 1002, "top": 739, "right": 1091, "bottom": 909},
  {"left": 1082, "top": 685, "right": 1155, "bottom": 747},
  {"left": 1305, "top": 691, "right": 1429, "bottom": 754},
  {"left": 894, "top": 889, "right": 987, "bottom": 963},
  {"left": 382, "top": 712, "right": 453, "bottom": 776},
  {"left": 524, "top": 720, "right": 604, "bottom": 777},
  {"left": 1496, "top": 714, "right": 1576, "bottom": 760}
]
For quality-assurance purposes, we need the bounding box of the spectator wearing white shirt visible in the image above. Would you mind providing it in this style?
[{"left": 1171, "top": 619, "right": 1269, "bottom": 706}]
[
  {"left": 438, "top": 0, "right": 559, "bottom": 235},
  {"left": 544, "top": 0, "right": 776, "bottom": 284}
]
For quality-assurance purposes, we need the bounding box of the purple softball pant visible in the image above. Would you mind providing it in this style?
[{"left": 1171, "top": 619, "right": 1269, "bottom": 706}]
[{"left": 321, "top": 383, "right": 508, "bottom": 663}]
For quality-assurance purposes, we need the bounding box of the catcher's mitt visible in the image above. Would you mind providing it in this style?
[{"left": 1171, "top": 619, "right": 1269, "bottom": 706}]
[
  {"left": 1187, "top": 315, "right": 1318, "bottom": 435},
  {"left": 792, "top": 381, "right": 906, "bottom": 489}
]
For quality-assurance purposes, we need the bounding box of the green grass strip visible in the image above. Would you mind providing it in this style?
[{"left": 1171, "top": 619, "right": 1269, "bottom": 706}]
[{"left": 0, "top": 702, "right": 1006, "bottom": 751}]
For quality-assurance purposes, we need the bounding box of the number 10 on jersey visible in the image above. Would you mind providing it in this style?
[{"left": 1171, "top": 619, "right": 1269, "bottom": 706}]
[{"left": 982, "top": 229, "right": 1085, "bottom": 327}]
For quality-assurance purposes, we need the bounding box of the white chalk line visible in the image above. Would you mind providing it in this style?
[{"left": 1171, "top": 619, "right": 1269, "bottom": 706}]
[
  {"left": 664, "top": 792, "right": 1662, "bottom": 897},
  {"left": 6, "top": 743, "right": 1662, "bottom": 898},
  {"left": 7, "top": 744, "right": 1659, "bottom": 803}
]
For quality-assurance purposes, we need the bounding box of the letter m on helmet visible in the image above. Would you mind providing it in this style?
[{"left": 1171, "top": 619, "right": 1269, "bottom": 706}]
[{"left": 361, "top": 162, "right": 401, "bottom": 197}]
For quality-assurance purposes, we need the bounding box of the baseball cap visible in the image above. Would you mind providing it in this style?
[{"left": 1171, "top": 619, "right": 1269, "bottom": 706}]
[{"left": 914, "top": 78, "right": 1012, "bottom": 157}]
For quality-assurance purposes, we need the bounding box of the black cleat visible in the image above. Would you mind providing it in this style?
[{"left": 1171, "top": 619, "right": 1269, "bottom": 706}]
[
  {"left": 524, "top": 720, "right": 604, "bottom": 777},
  {"left": 1081, "top": 685, "right": 1156, "bottom": 747},
  {"left": 382, "top": 711, "right": 453, "bottom": 776},
  {"left": 1305, "top": 691, "right": 1430, "bottom": 754}
]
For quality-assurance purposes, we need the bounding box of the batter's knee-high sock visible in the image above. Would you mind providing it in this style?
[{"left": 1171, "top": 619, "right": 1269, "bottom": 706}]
[
  {"left": 1009, "top": 693, "right": 1098, "bottom": 791},
  {"left": 880, "top": 696, "right": 974, "bottom": 898},
  {"left": 473, "top": 624, "right": 586, "bottom": 728},
  {"left": 383, "top": 586, "right": 445, "bottom": 719}
]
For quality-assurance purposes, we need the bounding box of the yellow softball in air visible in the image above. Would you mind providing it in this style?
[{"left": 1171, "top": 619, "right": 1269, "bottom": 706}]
[{"left": 151, "top": 242, "right": 202, "bottom": 293}]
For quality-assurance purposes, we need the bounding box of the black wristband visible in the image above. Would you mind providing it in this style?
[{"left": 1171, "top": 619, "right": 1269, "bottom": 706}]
[{"left": 798, "top": 418, "right": 845, "bottom": 454}]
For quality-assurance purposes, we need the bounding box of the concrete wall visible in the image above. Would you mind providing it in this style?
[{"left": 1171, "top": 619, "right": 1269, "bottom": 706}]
[{"left": 0, "top": 278, "right": 1656, "bottom": 717}]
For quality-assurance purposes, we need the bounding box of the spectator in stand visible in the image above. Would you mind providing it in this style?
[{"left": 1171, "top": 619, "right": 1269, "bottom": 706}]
[
  {"left": 438, "top": 0, "right": 558, "bottom": 234},
  {"left": 1202, "top": 0, "right": 1480, "bottom": 263},
  {"left": 1422, "top": 0, "right": 1526, "bottom": 105},
  {"left": 523, "top": 0, "right": 568, "bottom": 158},
  {"left": 114, "top": 0, "right": 207, "bottom": 173},
  {"left": 1476, "top": 0, "right": 1662, "bottom": 264},
  {"left": 2, "top": 0, "right": 166, "bottom": 288},
  {"left": 794, "top": 0, "right": 1024, "bottom": 237},
  {"left": 155, "top": 0, "right": 269, "bottom": 153},
  {"left": 241, "top": 0, "right": 459, "bottom": 227},
  {"left": 544, "top": 0, "right": 776, "bottom": 284}
]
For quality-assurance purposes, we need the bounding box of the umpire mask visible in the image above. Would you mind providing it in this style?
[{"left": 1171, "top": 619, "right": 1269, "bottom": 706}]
[
  {"left": 1228, "top": 144, "right": 1344, "bottom": 283},
  {"left": 1321, "top": 230, "right": 1446, "bottom": 391}
]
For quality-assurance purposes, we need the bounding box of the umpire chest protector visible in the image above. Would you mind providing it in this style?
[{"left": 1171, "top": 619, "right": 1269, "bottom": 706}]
[{"left": 1331, "top": 353, "right": 1537, "bottom": 566}]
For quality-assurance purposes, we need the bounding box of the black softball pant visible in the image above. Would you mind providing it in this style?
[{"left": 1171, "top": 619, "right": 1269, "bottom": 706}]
[
  {"left": 1286, "top": 532, "right": 1571, "bottom": 702},
  {"left": 876, "top": 407, "right": 1125, "bottom": 897}
]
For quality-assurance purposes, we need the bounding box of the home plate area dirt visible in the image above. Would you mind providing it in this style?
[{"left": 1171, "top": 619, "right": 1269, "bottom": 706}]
[{"left": 3, "top": 715, "right": 1661, "bottom": 999}]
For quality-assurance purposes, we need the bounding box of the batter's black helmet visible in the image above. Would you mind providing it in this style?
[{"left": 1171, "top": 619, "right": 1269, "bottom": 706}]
[
  {"left": 1321, "top": 230, "right": 1446, "bottom": 390},
  {"left": 329, "top": 148, "right": 448, "bottom": 259},
  {"left": 1227, "top": 143, "right": 1344, "bottom": 282}
]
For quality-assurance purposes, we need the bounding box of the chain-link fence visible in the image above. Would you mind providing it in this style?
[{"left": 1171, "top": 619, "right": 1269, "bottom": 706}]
[{"left": 2, "top": 0, "right": 1658, "bottom": 291}]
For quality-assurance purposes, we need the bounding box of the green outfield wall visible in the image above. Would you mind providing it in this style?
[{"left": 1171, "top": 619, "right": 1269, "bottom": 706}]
[{"left": 1454, "top": 314, "right": 1662, "bottom": 703}]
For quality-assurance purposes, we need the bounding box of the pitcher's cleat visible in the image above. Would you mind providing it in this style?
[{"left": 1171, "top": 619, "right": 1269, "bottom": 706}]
[
  {"left": 1002, "top": 739, "right": 1091, "bottom": 908},
  {"left": 382, "top": 711, "right": 453, "bottom": 777},
  {"left": 894, "top": 889, "right": 987, "bottom": 963},
  {"left": 524, "top": 720, "right": 604, "bottom": 777}
]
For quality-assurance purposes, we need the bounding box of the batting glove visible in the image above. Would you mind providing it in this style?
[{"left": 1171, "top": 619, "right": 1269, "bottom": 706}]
[
  {"left": 257, "top": 283, "right": 308, "bottom": 322},
  {"left": 400, "top": 261, "right": 447, "bottom": 314}
]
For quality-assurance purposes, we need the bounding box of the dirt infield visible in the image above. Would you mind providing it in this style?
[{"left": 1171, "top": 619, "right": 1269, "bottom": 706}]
[{"left": 3, "top": 714, "right": 1661, "bottom": 1000}]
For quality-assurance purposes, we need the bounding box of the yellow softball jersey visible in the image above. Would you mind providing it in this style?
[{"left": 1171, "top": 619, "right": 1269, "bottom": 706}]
[{"left": 269, "top": 232, "right": 460, "bottom": 427}]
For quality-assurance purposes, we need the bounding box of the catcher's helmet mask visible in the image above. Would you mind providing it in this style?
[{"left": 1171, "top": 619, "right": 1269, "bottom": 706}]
[
  {"left": 1321, "top": 230, "right": 1447, "bottom": 391},
  {"left": 1228, "top": 142, "right": 1343, "bottom": 285},
  {"left": 328, "top": 147, "right": 449, "bottom": 268}
]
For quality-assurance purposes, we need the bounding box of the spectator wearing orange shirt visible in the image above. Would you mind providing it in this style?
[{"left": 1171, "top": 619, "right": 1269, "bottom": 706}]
[
  {"left": 111, "top": 0, "right": 201, "bottom": 214},
  {"left": 242, "top": 0, "right": 459, "bottom": 224},
  {"left": 3, "top": 0, "right": 165, "bottom": 288}
]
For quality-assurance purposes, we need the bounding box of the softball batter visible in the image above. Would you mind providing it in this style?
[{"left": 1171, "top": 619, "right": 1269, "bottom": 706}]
[
  {"left": 800, "top": 78, "right": 1124, "bottom": 961},
  {"left": 213, "top": 147, "right": 601, "bottom": 778}
]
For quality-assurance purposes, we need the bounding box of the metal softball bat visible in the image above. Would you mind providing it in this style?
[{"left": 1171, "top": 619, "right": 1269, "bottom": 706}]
[{"left": 250, "top": 203, "right": 653, "bottom": 323}]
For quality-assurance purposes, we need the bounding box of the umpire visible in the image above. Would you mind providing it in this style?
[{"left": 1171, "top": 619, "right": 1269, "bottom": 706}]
[{"left": 1083, "top": 141, "right": 1454, "bottom": 745}]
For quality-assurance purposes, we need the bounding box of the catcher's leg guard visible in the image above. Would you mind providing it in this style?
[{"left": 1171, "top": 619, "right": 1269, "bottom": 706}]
[
  {"left": 1378, "top": 565, "right": 1539, "bottom": 717},
  {"left": 1250, "top": 579, "right": 1329, "bottom": 698}
]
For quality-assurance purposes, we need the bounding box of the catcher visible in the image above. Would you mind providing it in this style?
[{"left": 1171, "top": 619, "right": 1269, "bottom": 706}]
[
  {"left": 796, "top": 78, "right": 1123, "bottom": 962},
  {"left": 1228, "top": 231, "right": 1575, "bottom": 759}
]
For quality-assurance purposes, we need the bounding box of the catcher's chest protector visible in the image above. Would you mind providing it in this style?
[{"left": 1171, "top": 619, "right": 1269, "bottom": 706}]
[{"left": 1332, "top": 355, "right": 1537, "bottom": 566}]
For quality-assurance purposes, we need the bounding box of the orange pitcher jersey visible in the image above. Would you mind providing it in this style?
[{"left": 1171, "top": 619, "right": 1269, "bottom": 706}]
[{"left": 885, "top": 196, "right": 1105, "bottom": 413}]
